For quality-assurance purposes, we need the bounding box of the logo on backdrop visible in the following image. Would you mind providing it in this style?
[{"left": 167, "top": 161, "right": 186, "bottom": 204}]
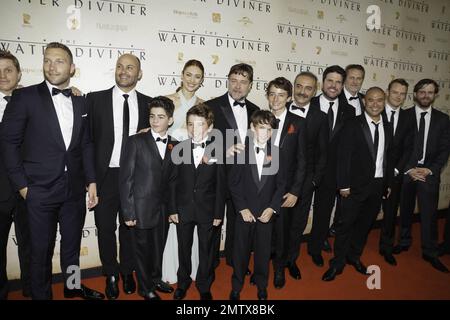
[
  {"left": 312, "top": 0, "right": 362, "bottom": 12},
  {"left": 197, "top": 0, "right": 271, "bottom": 14},
  {"left": 363, "top": 56, "right": 423, "bottom": 73},
  {"left": 276, "top": 60, "right": 326, "bottom": 76},
  {"left": 378, "top": 0, "right": 429, "bottom": 13},
  {"left": 366, "top": 24, "right": 426, "bottom": 43}
]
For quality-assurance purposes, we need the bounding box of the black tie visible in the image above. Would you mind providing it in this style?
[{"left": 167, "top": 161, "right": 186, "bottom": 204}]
[
  {"left": 274, "top": 118, "right": 281, "bottom": 129},
  {"left": 327, "top": 102, "right": 335, "bottom": 136},
  {"left": 390, "top": 110, "right": 396, "bottom": 135},
  {"left": 233, "top": 100, "right": 245, "bottom": 108},
  {"left": 121, "top": 94, "right": 130, "bottom": 160},
  {"left": 372, "top": 121, "right": 379, "bottom": 160},
  {"left": 192, "top": 142, "right": 206, "bottom": 149},
  {"left": 255, "top": 146, "right": 264, "bottom": 154},
  {"left": 349, "top": 96, "right": 359, "bottom": 101},
  {"left": 291, "top": 105, "right": 306, "bottom": 113},
  {"left": 417, "top": 111, "right": 427, "bottom": 162},
  {"left": 156, "top": 137, "right": 167, "bottom": 144},
  {"left": 3, "top": 96, "right": 11, "bottom": 103},
  {"left": 52, "top": 87, "right": 72, "bottom": 97}
]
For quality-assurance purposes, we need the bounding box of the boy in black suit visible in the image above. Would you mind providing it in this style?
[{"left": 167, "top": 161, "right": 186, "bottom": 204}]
[
  {"left": 119, "top": 96, "right": 177, "bottom": 300},
  {"left": 228, "top": 110, "right": 286, "bottom": 300},
  {"left": 169, "top": 103, "right": 226, "bottom": 300}
]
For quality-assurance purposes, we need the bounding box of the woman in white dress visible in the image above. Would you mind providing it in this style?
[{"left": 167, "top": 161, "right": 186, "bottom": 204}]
[{"left": 162, "top": 60, "right": 205, "bottom": 284}]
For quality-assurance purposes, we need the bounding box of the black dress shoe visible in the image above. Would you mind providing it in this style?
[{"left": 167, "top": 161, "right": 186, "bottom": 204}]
[
  {"left": 200, "top": 292, "right": 213, "bottom": 300},
  {"left": 155, "top": 281, "right": 174, "bottom": 294},
  {"left": 422, "top": 255, "right": 450, "bottom": 273},
  {"left": 249, "top": 274, "right": 256, "bottom": 286},
  {"left": 273, "top": 269, "right": 285, "bottom": 289},
  {"left": 122, "top": 273, "right": 136, "bottom": 294},
  {"left": 311, "top": 254, "right": 324, "bottom": 267},
  {"left": 257, "top": 288, "right": 267, "bottom": 300},
  {"left": 245, "top": 268, "right": 251, "bottom": 276},
  {"left": 287, "top": 262, "right": 301, "bottom": 280},
  {"left": 438, "top": 243, "right": 450, "bottom": 257},
  {"left": 173, "top": 288, "right": 187, "bottom": 300},
  {"left": 105, "top": 275, "right": 119, "bottom": 300},
  {"left": 144, "top": 291, "right": 161, "bottom": 300},
  {"left": 392, "top": 245, "right": 409, "bottom": 255},
  {"left": 322, "top": 239, "right": 332, "bottom": 253},
  {"left": 383, "top": 253, "right": 397, "bottom": 266},
  {"left": 346, "top": 259, "right": 368, "bottom": 275},
  {"left": 229, "top": 290, "right": 240, "bottom": 300},
  {"left": 322, "top": 267, "right": 342, "bottom": 281},
  {"left": 64, "top": 284, "right": 105, "bottom": 300}
]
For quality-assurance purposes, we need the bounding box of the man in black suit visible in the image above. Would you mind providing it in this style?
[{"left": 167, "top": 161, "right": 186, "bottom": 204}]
[
  {"left": 378, "top": 79, "right": 414, "bottom": 266},
  {"left": 0, "top": 50, "right": 30, "bottom": 299},
  {"left": 87, "top": 54, "right": 152, "bottom": 299},
  {"left": 341, "top": 64, "right": 366, "bottom": 116},
  {"left": 205, "top": 64, "right": 260, "bottom": 268},
  {"left": 394, "top": 79, "right": 450, "bottom": 273},
  {"left": 1, "top": 42, "right": 103, "bottom": 300},
  {"left": 169, "top": 104, "right": 226, "bottom": 300},
  {"left": 285, "top": 72, "right": 328, "bottom": 278},
  {"left": 119, "top": 96, "right": 178, "bottom": 300},
  {"left": 266, "top": 77, "right": 306, "bottom": 289},
  {"left": 323, "top": 87, "right": 393, "bottom": 281},
  {"left": 308, "top": 65, "right": 355, "bottom": 267}
]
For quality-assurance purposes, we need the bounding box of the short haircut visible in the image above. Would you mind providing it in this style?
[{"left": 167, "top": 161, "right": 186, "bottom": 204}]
[
  {"left": 186, "top": 103, "right": 214, "bottom": 127},
  {"left": 345, "top": 64, "right": 365, "bottom": 77},
  {"left": 45, "top": 42, "right": 73, "bottom": 64},
  {"left": 0, "top": 50, "right": 21, "bottom": 72},
  {"left": 322, "top": 65, "right": 346, "bottom": 83},
  {"left": 266, "top": 77, "right": 292, "bottom": 97},
  {"left": 294, "top": 71, "right": 318, "bottom": 86},
  {"left": 149, "top": 96, "right": 175, "bottom": 118},
  {"left": 413, "top": 78, "right": 439, "bottom": 94},
  {"left": 365, "top": 86, "right": 385, "bottom": 97},
  {"left": 250, "top": 110, "right": 277, "bottom": 129},
  {"left": 388, "top": 78, "right": 409, "bottom": 91},
  {"left": 228, "top": 63, "right": 253, "bottom": 82}
]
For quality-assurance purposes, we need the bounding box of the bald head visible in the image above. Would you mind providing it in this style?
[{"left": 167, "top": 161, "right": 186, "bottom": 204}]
[
  {"left": 115, "top": 54, "right": 142, "bottom": 92},
  {"left": 364, "top": 86, "right": 385, "bottom": 120}
]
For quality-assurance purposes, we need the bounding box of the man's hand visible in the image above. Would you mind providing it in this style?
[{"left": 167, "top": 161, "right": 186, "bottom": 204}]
[
  {"left": 340, "top": 189, "right": 351, "bottom": 198},
  {"left": 125, "top": 220, "right": 137, "bottom": 227},
  {"left": 169, "top": 214, "right": 179, "bottom": 224},
  {"left": 19, "top": 187, "right": 28, "bottom": 200},
  {"left": 416, "top": 167, "right": 432, "bottom": 180},
  {"left": 70, "top": 86, "right": 83, "bottom": 96},
  {"left": 87, "top": 183, "right": 99, "bottom": 209},
  {"left": 282, "top": 193, "right": 298, "bottom": 207},
  {"left": 213, "top": 219, "right": 222, "bottom": 227},
  {"left": 138, "top": 127, "right": 150, "bottom": 134},
  {"left": 407, "top": 168, "right": 426, "bottom": 182},
  {"left": 258, "top": 208, "right": 274, "bottom": 223},
  {"left": 226, "top": 143, "right": 245, "bottom": 157},
  {"left": 240, "top": 209, "right": 256, "bottom": 223}
]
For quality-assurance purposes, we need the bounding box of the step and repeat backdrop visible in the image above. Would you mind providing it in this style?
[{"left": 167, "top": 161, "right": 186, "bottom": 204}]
[{"left": 2, "top": 0, "right": 450, "bottom": 279}]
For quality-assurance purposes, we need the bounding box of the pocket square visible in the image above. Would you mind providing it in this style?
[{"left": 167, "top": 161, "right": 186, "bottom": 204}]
[
  {"left": 81, "top": 113, "right": 88, "bottom": 117},
  {"left": 208, "top": 158, "right": 218, "bottom": 163}
]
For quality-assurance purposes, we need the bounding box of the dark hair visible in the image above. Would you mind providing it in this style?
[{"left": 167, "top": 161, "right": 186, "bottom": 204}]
[
  {"left": 186, "top": 103, "right": 214, "bottom": 127},
  {"left": 365, "top": 86, "right": 385, "bottom": 97},
  {"left": 322, "top": 65, "right": 346, "bottom": 83},
  {"left": 45, "top": 42, "right": 73, "bottom": 64},
  {"left": 228, "top": 63, "right": 253, "bottom": 82},
  {"left": 266, "top": 77, "right": 292, "bottom": 97},
  {"left": 413, "top": 78, "right": 439, "bottom": 94},
  {"left": 345, "top": 64, "right": 365, "bottom": 77},
  {"left": 294, "top": 71, "right": 318, "bottom": 86},
  {"left": 388, "top": 78, "right": 409, "bottom": 91},
  {"left": 149, "top": 96, "right": 175, "bottom": 118},
  {"left": 176, "top": 59, "right": 205, "bottom": 93},
  {"left": 0, "top": 50, "right": 21, "bottom": 72},
  {"left": 250, "top": 110, "right": 277, "bottom": 129}
]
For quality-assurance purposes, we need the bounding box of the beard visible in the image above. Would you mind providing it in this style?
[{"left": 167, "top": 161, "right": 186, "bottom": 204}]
[{"left": 414, "top": 96, "right": 434, "bottom": 109}]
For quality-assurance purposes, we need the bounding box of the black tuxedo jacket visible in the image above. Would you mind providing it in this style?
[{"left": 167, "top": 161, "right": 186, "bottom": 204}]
[
  {"left": 0, "top": 103, "right": 13, "bottom": 202},
  {"left": 337, "top": 115, "right": 394, "bottom": 192},
  {"left": 1, "top": 81, "right": 95, "bottom": 200},
  {"left": 168, "top": 139, "right": 226, "bottom": 223},
  {"left": 86, "top": 87, "right": 151, "bottom": 193},
  {"left": 119, "top": 132, "right": 177, "bottom": 229},
  {"left": 340, "top": 91, "right": 365, "bottom": 112}
]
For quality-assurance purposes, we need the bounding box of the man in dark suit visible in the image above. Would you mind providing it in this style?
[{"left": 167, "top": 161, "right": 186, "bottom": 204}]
[
  {"left": 86, "top": 54, "right": 152, "bottom": 299},
  {"left": 119, "top": 96, "right": 178, "bottom": 300},
  {"left": 205, "top": 64, "right": 260, "bottom": 268},
  {"left": 378, "top": 79, "right": 414, "bottom": 266},
  {"left": 0, "top": 50, "right": 30, "bottom": 299},
  {"left": 323, "top": 87, "right": 394, "bottom": 281},
  {"left": 169, "top": 104, "right": 226, "bottom": 300},
  {"left": 340, "top": 64, "right": 366, "bottom": 116},
  {"left": 308, "top": 65, "right": 355, "bottom": 267},
  {"left": 1, "top": 42, "right": 103, "bottom": 300},
  {"left": 285, "top": 72, "right": 328, "bottom": 278},
  {"left": 394, "top": 79, "right": 450, "bottom": 273},
  {"left": 266, "top": 77, "right": 306, "bottom": 289}
]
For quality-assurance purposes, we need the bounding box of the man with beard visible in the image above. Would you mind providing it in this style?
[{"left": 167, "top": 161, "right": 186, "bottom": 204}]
[{"left": 394, "top": 79, "right": 450, "bottom": 273}]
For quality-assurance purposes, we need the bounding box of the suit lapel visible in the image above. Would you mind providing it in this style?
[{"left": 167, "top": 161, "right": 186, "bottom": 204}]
[
  {"left": 144, "top": 132, "right": 162, "bottom": 164},
  {"left": 136, "top": 91, "right": 148, "bottom": 132},
  {"left": 105, "top": 87, "right": 115, "bottom": 146},
  {"left": 278, "top": 113, "right": 290, "bottom": 147},
  {"left": 424, "top": 109, "right": 436, "bottom": 161},
  {"left": 68, "top": 96, "right": 82, "bottom": 151},
  {"left": 220, "top": 94, "right": 239, "bottom": 130},
  {"left": 359, "top": 116, "right": 376, "bottom": 161}
]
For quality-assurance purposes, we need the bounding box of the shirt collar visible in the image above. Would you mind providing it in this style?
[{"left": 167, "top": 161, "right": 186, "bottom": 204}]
[
  {"left": 45, "top": 80, "right": 70, "bottom": 96},
  {"left": 151, "top": 129, "right": 168, "bottom": 141},
  {"left": 274, "top": 108, "right": 287, "bottom": 121},
  {"left": 344, "top": 87, "right": 358, "bottom": 99},
  {"left": 228, "top": 93, "right": 245, "bottom": 107},
  {"left": 364, "top": 111, "right": 382, "bottom": 125},
  {"left": 320, "top": 94, "right": 338, "bottom": 106},
  {"left": 415, "top": 104, "right": 432, "bottom": 116},
  {"left": 114, "top": 85, "right": 137, "bottom": 101}
]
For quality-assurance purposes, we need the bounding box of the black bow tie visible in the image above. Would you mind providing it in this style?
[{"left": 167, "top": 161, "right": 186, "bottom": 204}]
[
  {"left": 233, "top": 100, "right": 245, "bottom": 108},
  {"left": 52, "top": 87, "right": 72, "bottom": 97},
  {"left": 3, "top": 96, "right": 11, "bottom": 103},
  {"left": 255, "top": 146, "right": 265, "bottom": 154},
  {"left": 349, "top": 96, "right": 359, "bottom": 101},
  {"left": 192, "top": 142, "right": 206, "bottom": 149},
  {"left": 291, "top": 105, "right": 305, "bottom": 112},
  {"left": 156, "top": 137, "right": 167, "bottom": 144}
]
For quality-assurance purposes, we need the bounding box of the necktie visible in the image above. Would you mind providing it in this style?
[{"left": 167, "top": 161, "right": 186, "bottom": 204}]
[
  {"left": 417, "top": 111, "right": 427, "bottom": 162},
  {"left": 390, "top": 110, "right": 395, "bottom": 124},
  {"left": 349, "top": 96, "right": 359, "bottom": 101},
  {"left": 233, "top": 100, "right": 245, "bottom": 108},
  {"left": 3, "top": 96, "right": 11, "bottom": 103},
  {"left": 327, "top": 101, "right": 335, "bottom": 136},
  {"left": 192, "top": 142, "right": 206, "bottom": 149},
  {"left": 255, "top": 146, "right": 264, "bottom": 154},
  {"left": 291, "top": 105, "right": 305, "bottom": 113},
  {"left": 372, "top": 121, "right": 379, "bottom": 160},
  {"left": 121, "top": 94, "right": 130, "bottom": 160},
  {"left": 274, "top": 118, "right": 281, "bottom": 129},
  {"left": 52, "top": 87, "right": 72, "bottom": 97},
  {"left": 156, "top": 137, "right": 167, "bottom": 144}
]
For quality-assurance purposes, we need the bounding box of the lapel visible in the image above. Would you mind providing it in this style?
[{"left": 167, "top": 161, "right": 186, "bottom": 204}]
[
  {"left": 359, "top": 116, "right": 376, "bottom": 162},
  {"left": 382, "top": 118, "right": 391, "bottom": 173},
  {"left": 245, "top": 99, "right": 254, "bottom": 128},
  {"left": 220, "top": 93, "right": 239, "bottom": 130},
  {"left": 248, "top": 141, "right": 269, "bottom": 193},
  {"left": 424, "top": 109, "right": 436, "bottom": 161},
  {"left": 144, "top": 131, "right": 163, "bottom": 164},
  {"left": 105, "top": 87, "right": 115, "bottom": 145},
  {"left": 67, "top": 95, "right": 82, "bottom": 151},
  {"left": 162, "top": 136, "right": 175, "bottom": 170},
  {"left": 37, "top": 81, "right": 66, "bottom": 151},
  {"left": 278, "top": 112, "right": 291, "bottom": 148},
  {"left": 136, "top": 91, "right": 148, "bottom": 132}
]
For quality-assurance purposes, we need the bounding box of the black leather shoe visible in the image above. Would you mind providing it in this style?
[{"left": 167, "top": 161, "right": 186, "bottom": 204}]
[
  {"left": 322, "top": 267, "right": 342, "bottom": 281},
  {"left": 383, "top": 253, "right": 397, "bottom": 266},
  {"left": 346, "top": 259, "right": 368, "bottom": 275},
  {"left": 200, "top": 292, "right": 213, "bottom": 300},
  {"left": 257, "top": 288, "right": 268, "bottom": 300},
  {"left": 392, "top": 245, "right": 409, "bottom": 255},
  {"left": 229, "top": 290, "right": 240, "bottom": 300},
  {"left": 144, "top": 291, "right": 161, "bottom": 300},
  {"left": 122, "top": 273, "right": 136, "bottom": 294},
  {"left": 64, "top": 284, "right": 105, "bottom": 300},
  {"left": 249, "top": 274, "right": 256, "bottom": 286},
  {"left": 422, "top": 255, "right": 450, "bottom": 273},
  {"left": 245, "top": 268, "right": 251, "bottom": 276},
  {"left": 287, "top": 262, "right": 301, "bottom": 280},
  {"left": 155, "top": 281, "right": 174, "bottom": 294},
  {"left": 273, "top": 269, "right": 285, "bottom": 289},
  {"left": 311, "top": 254, "right": 324, "bottom": 267},
  {"left": 438, "top": 243, "right": 450, "bottom": 257},
  {"left": 173, "top": 288, "right": 187, "bottom": 300},
  {"left": 322, "top": 239, "right": 332, "bottom": 253},
  {"left": 105, "top": 275, "right": 119, "bottom": 300}
]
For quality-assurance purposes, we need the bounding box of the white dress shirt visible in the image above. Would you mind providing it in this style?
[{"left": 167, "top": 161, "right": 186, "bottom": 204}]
[
  {"left": 0, "top": 91, "right": 8, "bottom": 122},
  {"left": 253, "top": 140, "right": 266, "bottom": 180},
  {"left": 192, "top": 137, "right": 208, "bottom": 168},
  {"left": 414, "top": 105, "right": 432, "bottom": 165},
  {"left": 319, "top": 94, "right": 338, "bottom": 129},
  {"left": 385, "top": 103, "right": 400, "bottom": 135},
  {"left": 109, "top": 86, "right": 139, "bottom": 167},
  {"left": 344, "top": 87, "right": 362, "bottom": 116},
  {"left": 151, "top": 129, "right": 168, "bottom": 160},
  {"left": 273, "top": 108, "right": 287, "bottom": 147},
  {"left": 289, "top": 102, "right": 309, "bottom": 118},
  {"left": 365, "top": 112, "right": 385, "bottom": 178},
  {"left": 228, "top": 94, "right": 248, "bottom": 144}
]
